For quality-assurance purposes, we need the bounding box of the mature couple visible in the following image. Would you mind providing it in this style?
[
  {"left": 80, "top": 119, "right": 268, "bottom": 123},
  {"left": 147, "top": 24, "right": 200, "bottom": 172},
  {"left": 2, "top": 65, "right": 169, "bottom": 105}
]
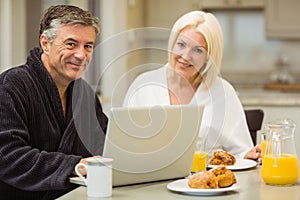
[{"left": 0, "top": 5, "right": 260, "bottom": 199}]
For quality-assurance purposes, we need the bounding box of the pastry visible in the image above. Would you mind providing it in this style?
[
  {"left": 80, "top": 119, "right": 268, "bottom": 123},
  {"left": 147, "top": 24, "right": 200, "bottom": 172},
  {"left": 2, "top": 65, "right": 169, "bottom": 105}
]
[
  {"left": 209, "top": 150, "right": 236, "bottom": 165},
  {"left": 188, "top": 171, "right": 218, "bottom": 189},
  {"left": 211, "top": 166, "right": 237, "bottom": 188}
]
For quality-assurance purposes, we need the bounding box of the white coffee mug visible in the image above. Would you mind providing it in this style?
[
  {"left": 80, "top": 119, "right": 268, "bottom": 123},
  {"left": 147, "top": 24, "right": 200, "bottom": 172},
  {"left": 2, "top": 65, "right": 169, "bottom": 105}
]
[{"left": 75, "top": 157, "right": 113, "bottom": 198}]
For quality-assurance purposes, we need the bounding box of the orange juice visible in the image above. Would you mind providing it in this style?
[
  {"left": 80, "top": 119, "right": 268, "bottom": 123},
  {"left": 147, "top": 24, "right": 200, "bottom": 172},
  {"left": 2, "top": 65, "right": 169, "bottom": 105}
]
[
  {"left": 261, "top": 154, "right": 299, "bottom": 185},
  {"left": 191, "top": 151, "right": 207, "bottom": 172},
  {"left": 261, "top": 139, "right": 272, "bottom": 162},
  {"left": 261, "top": 140, "right": 266, "bottom": 161}
]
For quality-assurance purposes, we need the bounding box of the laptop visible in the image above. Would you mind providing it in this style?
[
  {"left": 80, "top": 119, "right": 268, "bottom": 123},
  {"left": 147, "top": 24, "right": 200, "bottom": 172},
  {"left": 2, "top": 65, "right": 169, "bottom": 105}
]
[
  {"left": 103, "top": 104, "right": 204, "bottom": 186},
  {"left": 70, "top": 104, "right": 204, "bottom": 187}
]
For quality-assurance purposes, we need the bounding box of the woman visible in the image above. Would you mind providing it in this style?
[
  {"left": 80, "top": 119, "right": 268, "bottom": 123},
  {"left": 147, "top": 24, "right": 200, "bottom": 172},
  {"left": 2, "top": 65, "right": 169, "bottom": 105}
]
[{"left": 123, "top": 11, "right": 261, "bottom": 160}]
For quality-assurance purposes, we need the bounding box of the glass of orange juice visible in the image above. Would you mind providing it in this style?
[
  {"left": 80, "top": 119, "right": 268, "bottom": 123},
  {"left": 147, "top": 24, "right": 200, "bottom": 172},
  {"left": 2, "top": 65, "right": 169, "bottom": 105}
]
[
  {"left": 259, "top": 130, "right": 267, "bottom": 162},
  {"left": 191, "top": 136, "right": 207, "bottom": 173},
  {"left": 191, "top": 151, "right": 207, "bottom": 172}
]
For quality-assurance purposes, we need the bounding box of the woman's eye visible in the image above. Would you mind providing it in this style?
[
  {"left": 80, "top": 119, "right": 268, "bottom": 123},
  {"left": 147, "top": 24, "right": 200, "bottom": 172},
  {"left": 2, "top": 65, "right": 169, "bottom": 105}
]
[
  {"left": 176, "top": 42, "right": 185, "bottom": 48},
  {"left": 194, "top": 48, "right": 203, "bottom": 54}
]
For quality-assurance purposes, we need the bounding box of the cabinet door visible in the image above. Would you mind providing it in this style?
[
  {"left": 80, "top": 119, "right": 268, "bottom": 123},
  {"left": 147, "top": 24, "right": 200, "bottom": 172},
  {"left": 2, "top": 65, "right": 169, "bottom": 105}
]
[
  {"left": 265, "top": 0, "right": 300, "bottom": 39},
  {"left": 145, "top": 0, "right": 195, "bottom": 28},
  {"left": 200, "top": 0, "right": 264, "bottom": 9}
]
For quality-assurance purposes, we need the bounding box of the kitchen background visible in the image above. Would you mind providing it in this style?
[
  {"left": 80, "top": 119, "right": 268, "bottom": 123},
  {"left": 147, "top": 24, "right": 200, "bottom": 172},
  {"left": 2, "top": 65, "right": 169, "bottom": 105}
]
[{"left": 1, "top": 0, "right": 300, "bottom": 158}]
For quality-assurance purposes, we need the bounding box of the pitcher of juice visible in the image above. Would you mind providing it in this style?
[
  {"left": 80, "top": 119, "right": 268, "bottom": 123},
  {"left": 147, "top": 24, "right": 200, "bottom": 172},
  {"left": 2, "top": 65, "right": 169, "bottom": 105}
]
[{"left": 261, "top": 119, "right": 299, "bottom": 185}]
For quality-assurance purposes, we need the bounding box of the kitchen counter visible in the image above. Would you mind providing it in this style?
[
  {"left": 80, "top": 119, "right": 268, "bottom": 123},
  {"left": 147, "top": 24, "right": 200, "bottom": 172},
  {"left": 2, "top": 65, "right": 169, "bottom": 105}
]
[
  {"left": 222, "top": 71, "right": 300, "bottom": 107},
  {"left": 236, "top": 87, "right": 300, "bottom": 107},
  {"left": 98, "top": 87, "right": 300, "bottom": 115},
  {"left": 58, "top": 166, "right": 300, "bottom": 200}
]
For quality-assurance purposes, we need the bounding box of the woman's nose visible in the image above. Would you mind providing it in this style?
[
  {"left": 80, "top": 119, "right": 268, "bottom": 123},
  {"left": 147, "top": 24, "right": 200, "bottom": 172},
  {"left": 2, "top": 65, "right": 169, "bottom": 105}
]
[{"left": 181, "top": 48, "right": 192, "bottom": 61}]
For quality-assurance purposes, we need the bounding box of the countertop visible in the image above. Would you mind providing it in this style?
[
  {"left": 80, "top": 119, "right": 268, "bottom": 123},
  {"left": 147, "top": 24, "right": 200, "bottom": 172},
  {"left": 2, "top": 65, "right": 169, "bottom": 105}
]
[
  {"left": 98, "top": 85, "right": 300, "bottom": 108},
  {"left": 222, "top": 71, "right": 300, "bottom": 107},
  {"left": 236, "top": 87, "right": 300, "bottom": 107},
  {"left": 58, "top": 166, "right": 300, "bottom": 200}
]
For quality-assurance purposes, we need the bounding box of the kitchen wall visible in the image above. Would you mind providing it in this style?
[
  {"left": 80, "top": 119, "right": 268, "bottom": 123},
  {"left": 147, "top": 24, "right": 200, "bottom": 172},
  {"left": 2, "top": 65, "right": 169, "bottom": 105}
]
[
  {"left": 0, "top": 0, "right": 26, "bottom": 72},
  {"left": 141, "top": 1, "right": 300, "bottom": 88},
  {"left": 106, "top": 0, "right": 300, "bottom": 93},
  {"left": 0, "top": 0, "right": 88, "bottom": 73},
  {"left": 213, "top": 10, "right": 300, "bottom": 86}
]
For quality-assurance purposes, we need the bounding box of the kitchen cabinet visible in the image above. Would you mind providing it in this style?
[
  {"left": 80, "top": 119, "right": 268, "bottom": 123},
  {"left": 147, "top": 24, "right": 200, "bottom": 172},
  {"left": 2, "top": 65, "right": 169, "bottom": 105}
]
[
  {"left": 145, "top": 0, "right": 265, "bottom": 28},
  {"left": 199, "top": 0, "right": 264, "bottom": 10},
  {"left": 265, "top": 0, "right": 300, "bottom": 39},
  {"left": 145, "top": 0, "right": 196, "bottom": 28}
]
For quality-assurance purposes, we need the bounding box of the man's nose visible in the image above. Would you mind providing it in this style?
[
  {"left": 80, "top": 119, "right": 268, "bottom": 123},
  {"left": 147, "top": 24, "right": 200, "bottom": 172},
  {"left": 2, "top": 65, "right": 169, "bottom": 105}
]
[{"left": 74, "top": 46, "right": 87, "bottom": 60}]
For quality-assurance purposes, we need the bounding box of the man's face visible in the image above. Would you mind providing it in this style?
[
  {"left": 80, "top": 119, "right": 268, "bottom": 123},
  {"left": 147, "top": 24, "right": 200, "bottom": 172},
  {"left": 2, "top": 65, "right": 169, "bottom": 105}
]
[{"left": 42, "top": 24, "right": 96, "bottom": 84}]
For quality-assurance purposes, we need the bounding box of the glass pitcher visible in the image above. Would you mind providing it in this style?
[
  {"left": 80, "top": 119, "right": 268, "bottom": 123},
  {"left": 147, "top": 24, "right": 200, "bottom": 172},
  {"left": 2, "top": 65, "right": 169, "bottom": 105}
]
[{"left": 260, "top": 119, "right": 299, "bottom": 185}]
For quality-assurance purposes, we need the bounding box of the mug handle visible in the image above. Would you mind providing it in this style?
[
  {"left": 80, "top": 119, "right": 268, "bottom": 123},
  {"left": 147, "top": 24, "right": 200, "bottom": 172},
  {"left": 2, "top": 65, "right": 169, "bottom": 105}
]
[{"left": 74, "top": 163, "right": 88, "bottom": 185}]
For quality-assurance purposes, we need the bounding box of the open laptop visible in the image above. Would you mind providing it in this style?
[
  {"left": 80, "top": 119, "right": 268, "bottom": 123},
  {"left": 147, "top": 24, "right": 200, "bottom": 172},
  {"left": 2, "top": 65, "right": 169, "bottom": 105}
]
[
  {"left": 103, "top": 104, "right": 204, "bottom": 186},
  {"left": 70, "top": 104, "right": 204, "bottom": 187}
]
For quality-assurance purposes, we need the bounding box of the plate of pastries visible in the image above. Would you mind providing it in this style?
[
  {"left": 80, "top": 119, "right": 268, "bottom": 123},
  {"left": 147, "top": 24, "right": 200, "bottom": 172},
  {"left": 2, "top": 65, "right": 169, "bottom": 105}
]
[
  {"left": 167, "top": 165, "right": 239, "bottom": 196},
  {"left": 208, "top": 150, "right": 257, "bottom": 170}
]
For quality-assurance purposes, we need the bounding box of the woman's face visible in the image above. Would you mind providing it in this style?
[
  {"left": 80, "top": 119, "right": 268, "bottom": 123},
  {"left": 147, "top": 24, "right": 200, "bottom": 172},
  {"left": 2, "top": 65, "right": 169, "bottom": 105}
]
[{"left": 171, "top": 27, "right": 208, "bottom": 81}]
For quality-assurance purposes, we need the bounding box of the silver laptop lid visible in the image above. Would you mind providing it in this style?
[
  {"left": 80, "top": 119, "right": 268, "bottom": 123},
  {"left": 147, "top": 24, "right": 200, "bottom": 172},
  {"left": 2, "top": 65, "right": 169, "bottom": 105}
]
[{"left": 103, "top": 105, "right": 204, "bottom": 186}]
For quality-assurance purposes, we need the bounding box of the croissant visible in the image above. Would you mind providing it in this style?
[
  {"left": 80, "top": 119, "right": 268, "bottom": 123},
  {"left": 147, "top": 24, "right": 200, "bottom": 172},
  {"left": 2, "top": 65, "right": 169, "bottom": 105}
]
[{"left": 209, "top": 150, "right": 236, "bottom": 166}]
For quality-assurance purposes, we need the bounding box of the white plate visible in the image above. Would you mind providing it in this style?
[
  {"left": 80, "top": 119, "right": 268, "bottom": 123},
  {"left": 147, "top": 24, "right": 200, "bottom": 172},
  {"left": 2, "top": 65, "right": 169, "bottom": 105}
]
[
  {"left": 69, "top": 177, "right": 86, "bottom": 186},
  {"left": 208, "top": 159, "right": 257, "bottom": 170},
  {"left": 167, "top": 179, "right": 240, "bottom": 196}
]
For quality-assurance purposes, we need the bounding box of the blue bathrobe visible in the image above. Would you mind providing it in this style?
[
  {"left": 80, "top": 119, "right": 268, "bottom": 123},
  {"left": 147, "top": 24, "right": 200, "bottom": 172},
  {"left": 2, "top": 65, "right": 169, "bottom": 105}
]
[{"left": 0, "top": 48, "right": 108, "bottom": 199}]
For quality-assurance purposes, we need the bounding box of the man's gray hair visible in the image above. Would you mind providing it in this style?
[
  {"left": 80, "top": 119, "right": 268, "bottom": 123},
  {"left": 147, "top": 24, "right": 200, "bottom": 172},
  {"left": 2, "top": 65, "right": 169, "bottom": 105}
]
[{"left": 39, "top": 5, "right": 100, "bottom": 43}]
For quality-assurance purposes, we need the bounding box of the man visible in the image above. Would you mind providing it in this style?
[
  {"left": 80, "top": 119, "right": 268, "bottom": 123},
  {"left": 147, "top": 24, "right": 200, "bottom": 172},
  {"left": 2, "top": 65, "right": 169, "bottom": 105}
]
[{"left": 0, "top": 5, "right": 108, "bottom": 199}]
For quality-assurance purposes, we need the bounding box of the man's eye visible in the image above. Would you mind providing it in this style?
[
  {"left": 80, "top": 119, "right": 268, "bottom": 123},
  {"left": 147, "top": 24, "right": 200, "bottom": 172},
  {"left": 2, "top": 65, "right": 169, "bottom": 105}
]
[
  {"left": 85, "top": 44, "right": 94, "bottom": 51},
  {"left": 64, "top": 42, "right": 77, "bottom": 49}
]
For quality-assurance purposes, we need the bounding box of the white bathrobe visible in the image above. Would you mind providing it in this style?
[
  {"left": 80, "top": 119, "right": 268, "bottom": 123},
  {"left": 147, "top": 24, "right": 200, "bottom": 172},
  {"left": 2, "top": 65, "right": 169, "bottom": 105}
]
[{"left": 123, "top": 65, "right": 253, "bottom": 159}]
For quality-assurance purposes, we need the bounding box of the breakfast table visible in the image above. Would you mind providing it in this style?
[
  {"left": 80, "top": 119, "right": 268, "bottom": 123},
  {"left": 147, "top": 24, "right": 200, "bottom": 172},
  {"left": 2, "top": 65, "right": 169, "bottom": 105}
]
[{"left": 58, "top": 166, "right": 300, "bottom": 200}]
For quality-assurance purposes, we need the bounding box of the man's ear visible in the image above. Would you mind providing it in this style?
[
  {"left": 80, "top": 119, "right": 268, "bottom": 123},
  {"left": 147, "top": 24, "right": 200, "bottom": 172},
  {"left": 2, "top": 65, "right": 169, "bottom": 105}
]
[{"left": 40, "top": 34, "right": 49, "bottom": 54}]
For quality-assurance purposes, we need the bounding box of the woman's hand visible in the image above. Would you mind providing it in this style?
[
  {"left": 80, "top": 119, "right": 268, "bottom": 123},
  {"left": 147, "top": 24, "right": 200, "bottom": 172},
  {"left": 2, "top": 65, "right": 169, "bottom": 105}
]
[{"left": 244, "top": 144, "right": 262, "bottom": 162}]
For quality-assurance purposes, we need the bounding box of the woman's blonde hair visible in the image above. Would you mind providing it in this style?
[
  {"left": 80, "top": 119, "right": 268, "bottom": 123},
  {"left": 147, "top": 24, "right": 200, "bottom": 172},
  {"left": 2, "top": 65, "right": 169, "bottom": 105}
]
[{"left": 167, "top": 11, "right": 223, "bottom": 89}]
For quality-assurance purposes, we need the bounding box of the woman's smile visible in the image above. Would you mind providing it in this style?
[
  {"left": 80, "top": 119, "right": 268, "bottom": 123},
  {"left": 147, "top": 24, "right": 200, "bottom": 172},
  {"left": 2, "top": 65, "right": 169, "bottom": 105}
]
[{"left": 176, "top": 58, "right": 193, "bottom": 69}]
